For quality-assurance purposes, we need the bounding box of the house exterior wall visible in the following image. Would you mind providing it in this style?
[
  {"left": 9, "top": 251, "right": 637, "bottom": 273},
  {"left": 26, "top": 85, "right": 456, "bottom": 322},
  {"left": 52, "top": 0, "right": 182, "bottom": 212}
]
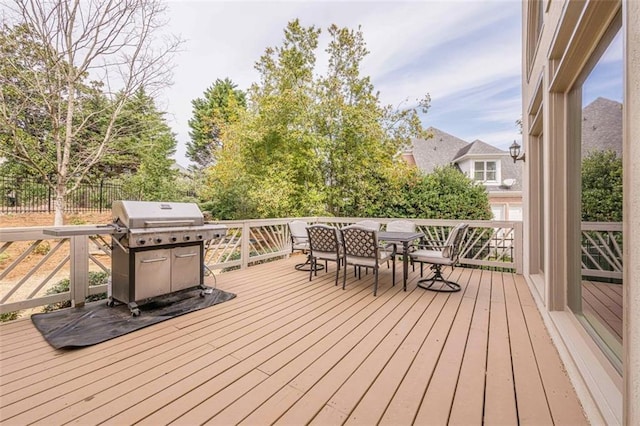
[
  {"left": 522, "top": 0, "right": 639, "bottom": 424},
  {"left": 488, "top": 193, "right": 522, "bottom": 221},
  {"left": 622, "top": 2, "right": 640, "bottom": 424}
]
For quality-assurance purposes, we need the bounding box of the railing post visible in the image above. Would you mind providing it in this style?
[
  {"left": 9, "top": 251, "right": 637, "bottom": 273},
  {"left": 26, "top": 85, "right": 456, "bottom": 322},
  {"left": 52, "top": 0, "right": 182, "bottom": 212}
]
[
  {"left": 241, "top": 222, "right": 250, "bottom": 269},
  {"left": 514, "top": 221, "right": 523, "bottom": 274},
  {"left": 70, "top": 235, "right": 88, "bottom": 307}
]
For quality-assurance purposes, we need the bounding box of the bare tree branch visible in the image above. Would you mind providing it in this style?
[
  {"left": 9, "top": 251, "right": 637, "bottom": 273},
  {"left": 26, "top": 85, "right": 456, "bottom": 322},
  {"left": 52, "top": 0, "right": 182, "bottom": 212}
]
[{"left": 0, "top": 0, "right": 183, "bottom": 224}]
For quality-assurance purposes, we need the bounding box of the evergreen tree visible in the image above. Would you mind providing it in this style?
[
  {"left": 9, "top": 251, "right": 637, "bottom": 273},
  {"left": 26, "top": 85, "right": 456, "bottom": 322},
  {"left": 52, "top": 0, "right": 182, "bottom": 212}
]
[{"left": 187, "top": 78, "right": 246, "bottom": 168}]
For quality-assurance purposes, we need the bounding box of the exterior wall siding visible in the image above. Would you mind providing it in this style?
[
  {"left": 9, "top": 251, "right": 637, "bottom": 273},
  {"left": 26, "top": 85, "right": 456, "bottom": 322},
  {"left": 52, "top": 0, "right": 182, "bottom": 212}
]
[{"left": 522, "top": 0, "right": 639, "bottom": 424}]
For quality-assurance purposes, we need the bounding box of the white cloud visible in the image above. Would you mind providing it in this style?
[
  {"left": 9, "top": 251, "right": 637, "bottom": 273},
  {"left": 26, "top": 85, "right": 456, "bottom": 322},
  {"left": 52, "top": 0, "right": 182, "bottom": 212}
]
[{"left": 160, "top": 0, "right": 523, "bottom": 166}]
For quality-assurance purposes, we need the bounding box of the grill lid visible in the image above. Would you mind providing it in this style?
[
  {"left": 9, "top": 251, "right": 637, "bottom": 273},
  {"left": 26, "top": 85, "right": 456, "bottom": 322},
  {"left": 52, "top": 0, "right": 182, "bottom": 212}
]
[{"left": 112, "top": 200, "right": 205, "bottom": 229}]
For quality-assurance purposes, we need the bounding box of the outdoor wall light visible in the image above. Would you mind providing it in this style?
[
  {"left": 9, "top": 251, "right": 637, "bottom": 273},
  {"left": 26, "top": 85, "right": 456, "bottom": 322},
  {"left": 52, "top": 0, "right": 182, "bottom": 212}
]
[{"left": 509, "top": 140, "right": 526, "bottom": 163}]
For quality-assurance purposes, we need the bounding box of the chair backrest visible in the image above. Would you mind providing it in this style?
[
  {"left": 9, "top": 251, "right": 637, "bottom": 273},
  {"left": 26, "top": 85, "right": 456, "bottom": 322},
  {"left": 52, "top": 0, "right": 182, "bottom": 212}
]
[
  {"left": 386, "top": 220, "right": 416, "bottom": 233},
  {"left": 289, "top": 220, "right": 309, "bottom": 244},
  {"left": 307, "top": 225, "right": 340, "bottom": 253},
  {"left": 355, "top": 220, "right": 381, "bottom": 231},
  {"left": 443, "top": 223, "right": 468, "bottom": 261},
  {"left": 341, "top": 225, "right": 378, "bottom": 260}
]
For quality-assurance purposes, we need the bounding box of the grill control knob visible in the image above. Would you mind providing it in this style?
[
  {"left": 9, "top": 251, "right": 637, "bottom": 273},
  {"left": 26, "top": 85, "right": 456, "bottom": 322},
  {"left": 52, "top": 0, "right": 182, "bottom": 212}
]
[
  {"left": 137, "top": 239, "right": 146, "bottom": 245},
  {"left": 155, "top": 238, "right": 162, "bottom": 244},
  {"left": 170, "top": 236, "right": 177, "bottom": 242},
  {"left": 183, "top": 235, "right": 191, "bottom": 241},
  {"left": 197, "top": 234, "right": 203, "bottom": 240}
]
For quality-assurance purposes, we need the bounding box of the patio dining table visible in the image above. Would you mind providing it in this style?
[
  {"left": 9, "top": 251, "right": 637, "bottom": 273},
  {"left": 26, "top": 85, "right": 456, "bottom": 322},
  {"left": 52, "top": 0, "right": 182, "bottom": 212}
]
[{"left": 378, "top": 231, "right": 424, "bottom": 291}]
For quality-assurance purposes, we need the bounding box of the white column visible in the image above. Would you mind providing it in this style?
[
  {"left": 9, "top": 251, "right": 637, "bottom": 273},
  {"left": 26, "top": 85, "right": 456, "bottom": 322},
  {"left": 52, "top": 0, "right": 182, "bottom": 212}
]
[{"left": 623, "top": 0, "right": 640, "bottom": 424}]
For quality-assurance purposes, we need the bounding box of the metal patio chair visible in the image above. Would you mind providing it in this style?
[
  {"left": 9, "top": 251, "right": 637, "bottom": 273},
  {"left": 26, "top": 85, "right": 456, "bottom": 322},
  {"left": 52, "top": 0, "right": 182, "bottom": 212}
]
[
  {"left": 410, "top": 223, "right": 468, "bottom": 292},
  {"left": 307, "top": 224, "right": 344, "bottom": 286},
  {"left": 340, "top": 225, "right": 395, "bottom": 296},
  {"left": 289, "top": 220, "right": 321, "bottom": 271}
]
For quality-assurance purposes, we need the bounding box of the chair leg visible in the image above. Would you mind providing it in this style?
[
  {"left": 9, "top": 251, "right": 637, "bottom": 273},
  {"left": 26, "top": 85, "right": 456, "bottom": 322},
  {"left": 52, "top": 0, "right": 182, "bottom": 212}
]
[
  {"left": 309, "top": 257, "right": 314, "bottom": 281},
  {"left": 335, "top": 260, "right": 340, "bottom": 286},
  {"left": 343, "top": 263, "right": 347, "bottom": 290},
  {"left": 391, "top": 256, "right": 396, "bottom": 287},
  {"left": 417, "top": 264, "right": 461, "bottom": 292},
  {"left": 373, "top": 268, "right": 378, "bottom": 296},
  {"left": 295, "top": 252, "right": 324, "bottom": 272}
]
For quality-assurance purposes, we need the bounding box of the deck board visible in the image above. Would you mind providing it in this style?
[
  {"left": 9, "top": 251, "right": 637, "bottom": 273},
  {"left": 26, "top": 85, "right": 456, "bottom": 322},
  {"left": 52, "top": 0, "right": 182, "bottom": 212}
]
[
  {"left": 503, "top": 272, "right": 553, "bottom": 424},
  {"left": 448, "top": 268, "right": 492, "bottom": 425},
  {"left": 582, "top": 280, "right": 623, "bottom": 342},
  {"left": 483, "top": 270, "right": 519, "bottom": 424},
  {"left": 0, "top": 256, "right": 587, "bottom": 425}
]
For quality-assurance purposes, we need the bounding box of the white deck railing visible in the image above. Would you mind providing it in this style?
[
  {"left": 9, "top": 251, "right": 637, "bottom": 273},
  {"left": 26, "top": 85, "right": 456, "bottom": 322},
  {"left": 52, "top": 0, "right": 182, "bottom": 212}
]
[
  {"left": 3, "top": 218, "right": 619, "bottom": 316},
  {"left": 580, "top": 222, "right": 623, "bottom": 280},
  {"left": 1, "top": 217, "right": 523, "bottom": 315}
]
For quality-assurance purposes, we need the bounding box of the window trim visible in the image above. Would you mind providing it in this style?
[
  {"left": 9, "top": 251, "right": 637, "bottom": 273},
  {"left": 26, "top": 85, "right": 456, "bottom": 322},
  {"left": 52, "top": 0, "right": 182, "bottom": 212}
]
[{"left": 473, "top": 160, "right": 499, "bottom": 183}]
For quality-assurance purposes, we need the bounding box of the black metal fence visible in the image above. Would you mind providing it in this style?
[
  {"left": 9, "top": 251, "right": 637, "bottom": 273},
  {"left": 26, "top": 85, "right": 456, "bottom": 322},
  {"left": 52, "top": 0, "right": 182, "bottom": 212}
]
[{"left": 0, "top": 176, "right": 143, "bottom": 214}]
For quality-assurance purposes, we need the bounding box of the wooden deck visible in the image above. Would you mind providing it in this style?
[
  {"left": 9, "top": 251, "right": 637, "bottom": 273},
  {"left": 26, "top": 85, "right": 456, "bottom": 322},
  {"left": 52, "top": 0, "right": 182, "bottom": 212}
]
[
  {"left": 583, "top": 280, "right": 623, "bottom": 345},
  {"left": 0, "top": 256, "right": 587, "bottom": 425}
]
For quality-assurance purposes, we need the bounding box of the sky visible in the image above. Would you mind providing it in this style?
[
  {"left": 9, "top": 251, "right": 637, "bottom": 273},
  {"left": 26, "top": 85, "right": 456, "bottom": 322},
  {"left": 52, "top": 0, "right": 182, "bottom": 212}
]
[{"left": 160, "top": 0, "right": 523, "bottom": 167}]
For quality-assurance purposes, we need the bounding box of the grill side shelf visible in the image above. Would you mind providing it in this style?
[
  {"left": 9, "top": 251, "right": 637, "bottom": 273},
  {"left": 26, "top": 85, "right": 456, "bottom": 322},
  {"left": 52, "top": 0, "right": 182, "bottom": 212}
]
[{"left": 43, "top": 225, "right": 121, "bottom": 237}]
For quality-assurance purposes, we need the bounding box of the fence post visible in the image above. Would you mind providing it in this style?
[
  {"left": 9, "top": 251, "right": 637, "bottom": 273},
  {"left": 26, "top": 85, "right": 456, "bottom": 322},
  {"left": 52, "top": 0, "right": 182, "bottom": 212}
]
[
  {"left": 99, "top": 179, "right": 104, "bottom": 213},
  {"left": 48, "top": 184, "right": 52, "bottom": 213}
]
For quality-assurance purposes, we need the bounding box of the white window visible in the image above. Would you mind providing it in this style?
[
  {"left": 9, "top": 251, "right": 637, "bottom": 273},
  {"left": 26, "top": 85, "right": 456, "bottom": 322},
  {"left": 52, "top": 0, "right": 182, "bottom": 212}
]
[
  {"left": 474, "top": 161, "right": 497, "bottom": 182},
  {"left": 491, "top": 205, "right": 505, "bottom": 220},
  {"left": 508, "top": 205, "right": 523, "bottom": 221}
]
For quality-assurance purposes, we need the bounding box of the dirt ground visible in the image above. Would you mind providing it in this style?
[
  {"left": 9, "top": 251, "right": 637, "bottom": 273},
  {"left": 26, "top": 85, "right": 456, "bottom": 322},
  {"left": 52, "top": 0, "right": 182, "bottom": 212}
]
[{"left": 2, "top": 211, "right": 112, "bottom": 227}]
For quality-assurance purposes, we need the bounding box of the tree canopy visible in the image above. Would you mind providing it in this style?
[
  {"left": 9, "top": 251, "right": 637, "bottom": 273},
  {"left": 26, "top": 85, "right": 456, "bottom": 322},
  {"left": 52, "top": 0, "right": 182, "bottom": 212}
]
[
  {"left": 200, "top": 20, "right": 433, "bottom": 220},
  {"left": 187, "top": 78, "right": 247, "bottom": 169},
  {"left": 582, "top": 149, "right": 622, "bottom": 222},
  {"left": 0, "top": 0, "right": 182, "bottom": 224}
]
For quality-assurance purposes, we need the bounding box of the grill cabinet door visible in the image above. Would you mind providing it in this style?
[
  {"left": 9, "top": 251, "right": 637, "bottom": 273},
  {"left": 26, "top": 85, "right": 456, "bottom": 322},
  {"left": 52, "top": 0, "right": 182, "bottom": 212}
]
[
  {"left": 171, "top": 245, "right": 201, "bottom": 291},
  {"left": 134, "top": 249, "right": 171, "bottom": 300}
]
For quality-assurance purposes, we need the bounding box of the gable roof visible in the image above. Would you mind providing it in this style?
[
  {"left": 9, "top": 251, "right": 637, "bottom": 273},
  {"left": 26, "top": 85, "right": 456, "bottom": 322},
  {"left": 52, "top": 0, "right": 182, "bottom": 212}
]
[
  {"left": 410, "top": 127, "right": 469, "bottom": 174},
  {"left": 408, "top": 127, "right": 522, "bottom": 192},
  {"left": 581, "top": 97, "right": 622, "bottom": 158},
  {"left": 452, "top": 139, "right": 506, "bottom": 161}
]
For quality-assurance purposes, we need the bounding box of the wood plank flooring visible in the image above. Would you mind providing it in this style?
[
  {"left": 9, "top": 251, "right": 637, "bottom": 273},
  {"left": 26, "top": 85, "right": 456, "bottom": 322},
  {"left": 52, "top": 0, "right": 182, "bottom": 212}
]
[
  {"left": 582, "top": 280, "right": 623, "bottom": 344},
  {"left": 0, "top": 256, "right": 588, "bottom": 425}
]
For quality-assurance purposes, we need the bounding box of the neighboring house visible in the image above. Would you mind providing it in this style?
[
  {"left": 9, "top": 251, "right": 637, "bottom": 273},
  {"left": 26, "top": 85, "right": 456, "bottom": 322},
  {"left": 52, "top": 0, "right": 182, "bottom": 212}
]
[
  {"left": 523, "top": 1, "right": 639, "bottom": 424},
  {"left": 581, "top": 97, "right": 623, "bottom": 158},
  {"left": 406, "top": 127, "right": 523, "bottom": 221},
  {"left": 408, "top": 127, "right": 468, "bottom": 174}
]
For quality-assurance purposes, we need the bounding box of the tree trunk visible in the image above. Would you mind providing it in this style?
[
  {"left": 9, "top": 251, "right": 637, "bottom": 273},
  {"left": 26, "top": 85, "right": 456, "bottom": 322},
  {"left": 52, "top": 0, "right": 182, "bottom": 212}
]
[{"left": 54, "top": 185, "right": 65, "bottom": 226}]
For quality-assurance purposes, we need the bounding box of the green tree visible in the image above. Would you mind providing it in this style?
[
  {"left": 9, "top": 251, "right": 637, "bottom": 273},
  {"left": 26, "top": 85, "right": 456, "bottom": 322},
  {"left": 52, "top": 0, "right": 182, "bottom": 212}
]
[
  {"left": 407, "top": 166, "right": 492, "bottom": 220},
  {"left": 204, "top": 20, "right": 327, "bottom": 219},
  {"left": 315, "top": 24, "right": 428, "bottom": 216},
  {"left": 115, "top": 89, "right": 180, "bottom": 201},
  {"left": 187, "top": 78, "right": 246, "bottom": 169},
  {"left": 0, "top": 1, "right": 182, "bottom": 225},
  {"left": 581, "top": 150, "right": 622, "bottom": 222},
  {"left": 202, "top": 20, "right": 427, "bottom": 220}
]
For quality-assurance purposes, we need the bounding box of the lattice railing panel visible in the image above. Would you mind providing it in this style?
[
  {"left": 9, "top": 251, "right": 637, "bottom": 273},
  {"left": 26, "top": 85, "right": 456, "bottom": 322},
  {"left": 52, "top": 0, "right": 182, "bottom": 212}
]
[
  {"left": 581, "top": 223, "right": 623, "bottom": 280},
  {"left": 1, "top": 230, "right": 112, "bottom": 313},
  {"left": 204, "top": 226, "right": 242, "bottom": 267}
]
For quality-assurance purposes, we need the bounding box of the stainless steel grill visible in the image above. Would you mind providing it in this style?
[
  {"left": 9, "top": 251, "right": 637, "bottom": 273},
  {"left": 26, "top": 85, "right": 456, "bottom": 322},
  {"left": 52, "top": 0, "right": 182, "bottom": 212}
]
[{"left": 44, "top": 200, "right": 226, "bottom": 316}]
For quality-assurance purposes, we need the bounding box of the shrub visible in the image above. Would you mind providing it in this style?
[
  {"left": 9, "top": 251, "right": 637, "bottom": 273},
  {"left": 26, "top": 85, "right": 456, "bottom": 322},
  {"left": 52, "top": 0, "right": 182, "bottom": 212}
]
[
  {"left": 32, "top": 241, "right": 51, "bottom": 255},
  {"left": 42, "top": 271, "right": 109, "bottom": 312},
  {"left": 1, "top": 311, "right": 20, "bottom": 322},
  {"left": 68, "top": 216, "right": 88, "bottom": 225}
]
